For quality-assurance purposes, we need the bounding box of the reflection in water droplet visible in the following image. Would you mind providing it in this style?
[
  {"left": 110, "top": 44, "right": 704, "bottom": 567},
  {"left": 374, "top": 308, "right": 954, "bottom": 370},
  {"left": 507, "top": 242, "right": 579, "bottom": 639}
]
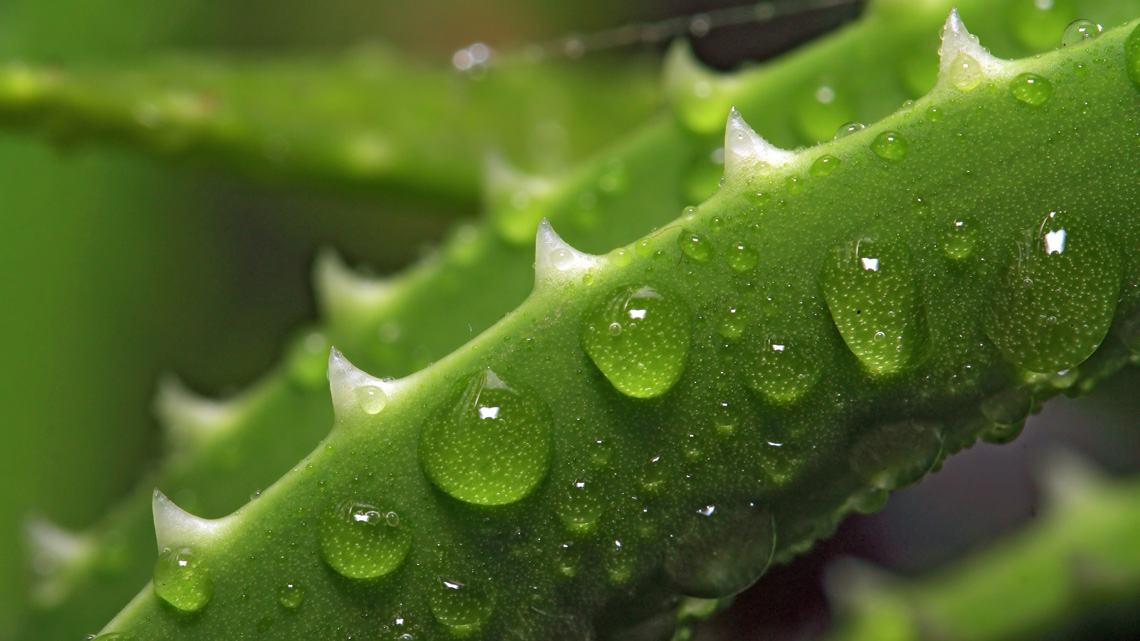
[
  {"left": 821, "top": 239, "right": 926, "bottom": 375},
  {"left": 985, "top": 210, "right": 1121, "bottom": 372},
  {"left": 664, "top": 502, "right": 775, "bottom": 598},
  {"left": 870, "top": 132, "right": 908, "bottom": 162},
  {"left": 419, "top": 370, "right": 552, "bottom": 505},
  {"left": 153, "top": 547, "right": 214, "bottom": 612},
  {"left": 581, "top": 284, "right": 692, "bottom": 398},
  {"left": 319, "top": 501, "right": 412, "bottom": 579}
]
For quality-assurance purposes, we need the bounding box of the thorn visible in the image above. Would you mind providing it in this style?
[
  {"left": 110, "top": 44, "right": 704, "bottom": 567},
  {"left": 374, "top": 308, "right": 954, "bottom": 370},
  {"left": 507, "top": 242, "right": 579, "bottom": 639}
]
[
  {"left": 23, "top": 515, "right": 95, "bottom": 608},
  {"left": 533, "top": 219, "right": 601, "bottom": 285},
  {"left": 313, "top": 248, "right": 392, "bottom": 321},
  {"left": 1034, "top": 448, "right": 1107, "bottom": 508},
  {"left": 823, "top": 557, "right": 894, "bottom": 610},
  {"left": 327, "top": 347, "right": 393, "bottom": 419},
  {"left": 153, "top": 374, "right": 235, "bottom": 451},
  {"left": 152, "top": 489, "right": 229, "bottom": 552},
  {"left": 937, "top": 9, "right": 1007, "bottom": 91},
  {"left": 723, "top": 107, "right": 794, "bottom": 179},
  {"left": 484, "top": 151, "right": 555, "bottom": 246},
  {"left": 662, "top": 39, "right": 713, "bottom": 95}
]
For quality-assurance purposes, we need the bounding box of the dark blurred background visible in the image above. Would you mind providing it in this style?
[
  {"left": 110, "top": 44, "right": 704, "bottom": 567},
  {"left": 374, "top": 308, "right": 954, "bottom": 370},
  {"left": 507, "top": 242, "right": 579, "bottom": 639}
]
[{"left": 6, "top": 1, "right": 1140, "bottom": 639}]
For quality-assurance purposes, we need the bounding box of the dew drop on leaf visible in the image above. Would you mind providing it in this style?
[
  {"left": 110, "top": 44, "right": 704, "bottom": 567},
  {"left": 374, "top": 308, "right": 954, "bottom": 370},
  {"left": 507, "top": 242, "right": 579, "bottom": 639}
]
[
  {"left": 555, "top": 477, "right": 605, "bottom": 534},
  {"left": 821, "top": 238, "right": 926, "bottom": 375},
  {"left": 846, "top": 488, "right": 888, "bottom": 515},
  {"left": 943, "top": 216, "right": 979, "bottom": 260},
  {"left": 1126, "top": 22, "right": 1140, "bottom": 91},
  {"left": 1010, "top": 72, "right": 1053, "bottom": 106},
  {"left": 834, "top": 122, "right": 864, "bottom": 139},
  {"left": 809, "top": 154, "right": 840, "bottom": 177},
  {"left": 849, "top": 421, "right": 942, "bottom": 490},
  {"left": 153, "top": 546, "right": 214, "bottom": 612},
  {"left": 950, "top": 53, "right": 983, "bottom": 92},
  {"left": 428, "top": 573, "right": 494, "bottom": 632},
  {"left": 419, "top": 370, "right": 552, "bottom": 505},
  {"left": 277, "top": 582, "right": 305, "bottom": 610},
  {"left": 984, "top": 210, "right": 1120, "bottom": 373},
  {"left": 742, "top": 338, "right": 822, "bottom": 404},
  {"left": 663, "top": 502, "right": 775, "bottom": 598},
  {"left": 318, "top": 501, "right": 412, "bottom": 579},
  {"left": 580, "top": 284, "right": 692, "bottom": 398},
  {"left": 980, "top": 387, "right": 1033, "bottom": 427},
  {"left": 679, "top": 231, "right": 713, "bottom": 263},
  {"left": 725, "top": 241, "right": 758, "bottom": 273},
  {"left": 354, "top": 384, "right": 387, "bottom": 414},
  {"left": 1062, "top": 19, "right": 1102, "bottom": 47},
  {"left": 870, "top": 131, "right": 908, "bottom": 161}
]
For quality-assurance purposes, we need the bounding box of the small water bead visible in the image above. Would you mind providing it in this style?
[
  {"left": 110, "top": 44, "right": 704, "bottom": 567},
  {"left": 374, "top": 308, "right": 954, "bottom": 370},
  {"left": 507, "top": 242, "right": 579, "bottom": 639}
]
[
  {"left": 555, "top": 477, "right": 605, "bottom": 534},
  {"left": 870, "top": 131, "right": 908, "bottom": 162},
  {"left": 925, "top": 106, "right": 943, "bottom": 122},
  {"left": 278, "top": 582, "right": 305, "bottom": 610},
  {"left": 664, "top": 502, "right": 775, "bottom": 598},
  {"left": 785, "top": 176, "right": 803, "bottom": 195},
  {"left": 849, "top": 421, "right": 942, "bottom": 490},
  {"left": 709, "top": 216, "right": 726, "bottom": 233},
  {"left": 950, "top": 53, "right": 983, "bottom": 92},
  {"left": 980, "top": 387, "right": 1033, "bottom": 427},
  {"left": 319, "top": 501, "right": 412, "bottom": 579},
  {"left": 1062, "top": 19, "right": 1102, "bottom": 47},
  {"left": 679, "top": 231, "right": 713, "bottom": 263},
  {"left": 354, "top": 384, "right": 388, "bottom": 415},
  {"left": 1010, "top": 73, "right": 1053, "bottom": 106},
  {"left": 718, "top": 306, "right": 746, "bottom": 341},
  {"left": 984, "top": 210, "right": 1121, "bottom": 373},
  {"left": 580, "top": 284, "right": 692, "bottom": 398},
  {"left": 943, "top": 216, "right": 979, "bottom": 260},
  {"left": 605, "top": 540, "right": 636, "bottom": 584},
  {"left": 743, "top": 338, "right": 822, "bottom": 404},
  {"left": 419, "top": 370, "right": 551, "bottom": 505},
  {"left": 1007, "top": 0, "right": 1076, "bottom": 50},
  {"left": 834, "top": 122, "right": 865, "bottom": 139},
  {"left": 589, "top": 438, "right": 614, "bottom": 468},
  {"left": 821, "top": 239, "right": 926, "bottom": 375},
  {"left": 810, "top": 155, "right": 840, "bottom": 177},
  {"left": 153, "top": 547, "right": 214, "bottom": 612},
  {"left": 639, "top": 455, "right": 668, "bottom": 491},
  {"left": 726, "top": 241, "right": 758, "bottom": 273},
  {"left": 607, "top": 247, "right": 633, "bottom": 267},
  {"left": 555, "top": 542, "right": 579, "bottom": 578},
  {"left": 428, "top": 573, "right": 494, "bottom": 632}
]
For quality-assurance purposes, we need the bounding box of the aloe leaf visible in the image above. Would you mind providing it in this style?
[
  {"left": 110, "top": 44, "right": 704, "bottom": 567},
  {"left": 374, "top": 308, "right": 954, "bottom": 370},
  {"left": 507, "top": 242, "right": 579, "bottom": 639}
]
[
  {"left": 0, "top": 48, "right": 659, "bottom": 203},
  {"left": 75, "top": 10, "right": 1140, "bottom": 640}
]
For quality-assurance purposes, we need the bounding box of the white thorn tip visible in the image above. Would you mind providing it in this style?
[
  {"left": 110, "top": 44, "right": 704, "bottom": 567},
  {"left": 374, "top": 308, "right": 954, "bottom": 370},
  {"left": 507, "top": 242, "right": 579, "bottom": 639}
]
[
  {"left": 154, "top": 375, "right": 234, "bottom": 449},
  {"left": 938, "top": 9, "right": 1005, "bottom": 87},
  {"left": 327, "top": 347, "right": 392, "bottom": 418},
  {"left": 534, "top": 219, "right": 600, "bottom": 281},
  {"left": 314, "top": 248, "right": 392, "bottom": 317},
  {"left": 724, "top": 107, "right": 793, "bottom": 178},
  {"left": 23, "top": 516, "right": 96, "bottom": 607},
  {"left": 152, "top": 489, "right": 228, "bottom": 551}
]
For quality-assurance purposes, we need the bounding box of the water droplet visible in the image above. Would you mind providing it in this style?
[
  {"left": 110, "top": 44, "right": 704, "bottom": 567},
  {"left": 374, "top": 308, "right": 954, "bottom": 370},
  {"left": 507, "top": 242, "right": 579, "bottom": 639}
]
[
  {"left": 428, "top": 573, "right": 494, "bottom": 632},
  {"left": 1010, "top": 73, "right": 1053, "bottom": 106},
  {"left": 286, "top": 331, "right": 331, "bottom": 389},
  {"left": 785, "top": 176, "right": 803, "bottom": 195},
  {"left": 664, "top": 502, "right": 775, "bottom": 598},
  {"left": 795, "top": 83, "right": 855, "bottom": 143},
  {"left": 278, "top": 582, "right": 305, "bottom": 610},
  {"left": 1062, "top": 19, "right": 1102, "bottom": 47},
  {"left": 743, "top": 338, "right": 822, "bottom": 403},
  {"left": 810, "top": 155, "right": 840, "bottom": 177},
  {"left": 870, "top": 131, "right": 909, "bottom": 162},
  {"left": 981, "top": 420, "right": 1027, "bottom": 445},
  {"left": 638, "top": 455, "right": 668, "bottom": 491},
  {"left": 822, "top": 239, "right": 926, "bottom": 375},
  {"left": 849, "top": 421, "right": 942, "bottom": 490},
  {"left": 555, "top": 477, "right": 605, "bottom": 534},
  {"left": 726, "top": 241, "right": 758, "bottom": 273},
  {"left": 847, "top": 488, "right": 888, "bottom": 515},
  {"left": 153, "top": 547, "right": 214, "bottom": 612},
  {"left": 709, "top": 216, "right": 726, "bottom": 233},
  {"left": 1126, "top": 23, "right": 1140, "bottom": 91},
  {"left": 607, "top": 322, "right": 623, "bottom": 336},
  {"left": 925, "top": 106, "right": 943, "bottom": 122},
  {"left": 605, "top": 539, "right": 636, "bottom": 584},
  {"left": 1006, "top": 0, "right": 1076, "bottom": 50},
  {"left": 419, "top": 370, "right": 552, "bottom": 505},
  {"left": 555, "top": 542, "right": 579, "bottom": 578},
  {"left": 354, "top": 384, "right": 387, "bottom": 415},
  {"left": 581, "top": 284, "right": 692, "bottom": 398},
  {"left": 950, "top": 53, "right": 983, "bottom": 92},
  {"left": 912, "top": 196, "right": 930, "bottom": 217},
  {"left": 834, "top": 122, "right": 865, "bottom": 139},
  {"left": 679, "top": 231, "right": 713, "bottom": 263},
  {"left": 608, "top": 248, "right": 633, "bottom": 267},
  {"left": 718, "top": 306, "right": 747, "bottom": 341},
  {"left": 589, "top": 438, "right": 614, "bottom": 468},
  {"left": 319, "top": 501, "right": 412, "bottom": 579},
  {"left": 943, "top": 216, "right": 979, "bottom": 260},
  {"left": 985, "top": 210, "right": 1121, "bottom": 373},
  {"left": 980, "top": 387, "right": 1033, "bottom": 427}
]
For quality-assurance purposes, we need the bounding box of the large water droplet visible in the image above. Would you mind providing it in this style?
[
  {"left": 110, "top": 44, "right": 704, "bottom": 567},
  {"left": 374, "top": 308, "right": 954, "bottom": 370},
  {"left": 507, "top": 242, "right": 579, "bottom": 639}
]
[
  {"left": 581, "top": 284, "right": 692, "bottom": 398},
  {"left": 1062, "top": 19, "right": 1102, "bottom": 47},
  {"left": 949, "top": 53, "right": 983, "bottom": 92},
  {"left": 555, "top": 477, "right": 605, "bottom": 534},
  {"left": 985, "top": 211, "right": 1121, "bottom": 373},
  {"left": 822, "top": 239, "right": 926, "bottom": 375},
  {"left": 870, "top": 132, "right": 908, "bottom": 162},
  {"left": 354, "top": 384, "right": 387, "bottom": 414},
  {"left": 943, "top": 216, "right": 979, "bottom": 260},
  {"left": 725, "top": 241, "right": 758, "bottom": 273},
  {"left": 743, "top": 338, "right": 822, "bottom": 403},
  {"left": 153, "top": 547, "right": 214, "bottom": 612},
  {"left": 834, "top": 122, "right": 864, "bottom": 139},
  {"left": 1010, "top": 73, "right": 1053, "bottom": 106},
  {"left": 319, "top": 501, "right": 412, "bottom": 579},
  {"left": 679, "top": 231, "right": 713, "bottom": 263},
  {"left": 419, "top": 370, "right": 552, "bottom": 505},
  {"left": 849, "top": 421, "right": 942, "bottom": 490},
  {"left": 428, "top": 572, "right": 494, "bottom": 633},
  {"left": 1006, "top": 0, "right": 1076, "bottom": 50},
  {"left": 278, "top": 582, "right": 305, "bottom": 610},
  {"left": 663, "top": 502, "right": 775, "bottom": 598},
  {"left": 810, "top": 155, "right": 840, "bottom": 177}
]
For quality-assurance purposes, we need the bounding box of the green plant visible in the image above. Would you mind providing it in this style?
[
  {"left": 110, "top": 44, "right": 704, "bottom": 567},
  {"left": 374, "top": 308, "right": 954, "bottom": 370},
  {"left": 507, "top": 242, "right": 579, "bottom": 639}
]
[{"left": 10, "top": 0, "right": 1140, "bottom": 639}]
